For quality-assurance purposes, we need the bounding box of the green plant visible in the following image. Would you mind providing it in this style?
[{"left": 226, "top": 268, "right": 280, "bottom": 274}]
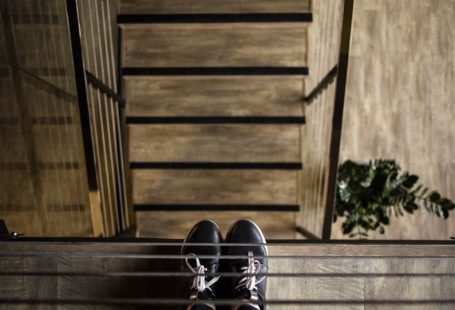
[{"left": 334, "top": 159, "right": 455, "bottom": 238}]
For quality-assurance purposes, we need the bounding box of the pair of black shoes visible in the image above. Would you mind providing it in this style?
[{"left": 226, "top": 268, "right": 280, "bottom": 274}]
[{"left": 181, "top": 219, "right": 268, "bottom": 310}]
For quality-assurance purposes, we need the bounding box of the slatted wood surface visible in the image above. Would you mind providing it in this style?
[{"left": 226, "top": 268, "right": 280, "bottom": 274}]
[
  {"left": 132, "top": 169, "right": 298, "bottom": 205},
  {"left": 119, "top": 0, "right": 311, "bottom": 14},
  {"left": 129, "top": 124, "right": 300, "bottom": 163},
  {"left": 0, "top": 241, "right": 454, "bottom": 309},
  {"left": 121, "top": 23, "right": 307, "bottom": 68},
  {"left": 124, "top": 76, "right": 303, "bottom": 117}
]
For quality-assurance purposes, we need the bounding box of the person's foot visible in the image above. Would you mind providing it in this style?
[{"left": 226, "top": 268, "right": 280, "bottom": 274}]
[
  {"left": 181, "top": 220, "right": 223, "bottom": 310},
  {"left": 225, "top": 219, "right": 268, "bottom": 310}
]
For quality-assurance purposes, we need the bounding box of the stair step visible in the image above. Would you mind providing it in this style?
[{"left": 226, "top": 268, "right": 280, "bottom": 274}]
[
  {"left": 121, "top": 23, "right": 307, "bottom": 68},
  {"left": 130, "top": 162, "right": 302, "bottom": 169},
  {"left": 118, "top": 13, "right": 312, "bottom": 23},
  {"left": 136, "top": 211, "right": 297, "bottom": 238},
  {"left": 134, "top": 204, "right": 300, "bottom": 212},
  {"left": 128, "top": 124, "right": 300, "bottom": 163},
  {"left": 126, "top": 116, "right": 305, "bottom": 124},
  {"left": 124, "top": 76, "right": 303, "bottom": 117},
  {"left": 132, "top": 169, "right": 298, "bottom": 205},
  {"left": 119, "top": 0, "right": 311, "bottom": 15}
]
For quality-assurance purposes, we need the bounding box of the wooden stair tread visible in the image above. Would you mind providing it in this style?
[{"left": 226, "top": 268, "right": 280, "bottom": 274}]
[
  {"left": 121, "top": 23, "right": 307, "bottom": 68},
  {"left": 128, "top": 124, "right": 300, "bottom": 163},
  {"left": 123, "top": 76, "right": 304, "bottom": 117},
  {"left": 132, "top": 169, "right": 298, "bottom": 205},
  {"left": 119, "top": 0, "right": 311, "bottom": 14},
  {"left": 136, "top": 211, "right": 296, "bottom": 239}
]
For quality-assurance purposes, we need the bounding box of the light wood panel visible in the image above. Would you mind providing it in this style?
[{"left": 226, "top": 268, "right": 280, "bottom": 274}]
[
  {"left": 304, "top": 0, "right": 343, "bottom": 93},
  {"left": 333, "top": 0, "right": 455, "bottom": 239},
  {"left": 124, "top": 76, "right": 303, "bottom": 117},
  {"left": 121, "top": 23, "right": 307, "bottom": 67},
  {"left": 137, "top": 211, "right": 296, "bottom": 238},
  {"left": 129, "top": 124, "right": 300, "bottom": 163},
  {"left": 132, "top": 169, "right": 298, "bottom": 204},
  {"left": 119, "top": 0, "right": 311, "bottom": 14}
]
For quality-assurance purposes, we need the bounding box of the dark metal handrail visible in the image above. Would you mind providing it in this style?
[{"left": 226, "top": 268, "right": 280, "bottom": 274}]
[{"left": 304, "top": 65, "right": 338, "bottom": 104}]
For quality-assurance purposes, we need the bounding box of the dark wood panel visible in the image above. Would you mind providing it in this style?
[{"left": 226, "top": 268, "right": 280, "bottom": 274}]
[
  {"left": 119, "top": 0, "right": 311, "bottom": 14},
  {"left": 137, "top": 211, "right": 296, "bottom": 238},
  {"left": 121, "top": 23, "right": 307, "bottom": 67},
  {"left": 124, "top": 76, "right": 303, "bottom": 117},
  {"left": 132, "top": 169, "right": 298, "bottom": 204}
]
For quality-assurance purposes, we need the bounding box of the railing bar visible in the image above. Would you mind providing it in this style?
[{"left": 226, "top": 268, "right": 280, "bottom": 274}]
[
  {"left": 0, "top": 298, "right": 453, "bottom": 306},
  {"left": 84, "top": 0, "right": 109, "bottom": 236},
  {"left": 50, "top": 0, "right": 85, "bottom": 234},
  {"left": 96, "top": 0, "right": 121, "bottom": 234},
  {"left": 1, "top": 253, "right": 454, "bottom": 259},
  {"left": 89, "top": 1, "right": 115, "bottom": 236},
  {"left": 322, "top": 0, "right": 355, "bottom": 240},
  {"left": 0, "top": 271, "right": 453, "bottom": 277}
]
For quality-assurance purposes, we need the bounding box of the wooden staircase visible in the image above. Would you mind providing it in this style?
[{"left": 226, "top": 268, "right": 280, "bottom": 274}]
[
  {"left": 1, "top": 240, "right": 454, "bottom": 308},
  {"left": 118, "top": 0, "right": 312, "bottom": 238}
]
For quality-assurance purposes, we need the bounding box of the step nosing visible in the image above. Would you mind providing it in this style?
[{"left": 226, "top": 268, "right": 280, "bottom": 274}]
[
  {"left": 130, "top": 162, "right": 303, "bottom": 169},
  {"left": 121, "top": 67, "right": 309, "bottom": 76},
  {"left": 126, "top": 116, "right": 305, "bottom": 124},
  {"left": 134, "top": 204, "right": 300, "bottom": 212},
  {"left": 118, "top": 13, "right": 313, "bottom": 24}
]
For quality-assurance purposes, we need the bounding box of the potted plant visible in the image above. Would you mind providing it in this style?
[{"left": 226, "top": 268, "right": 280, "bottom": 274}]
[{"left": 334, "top": 159, "right": 455, "bottom": 238}]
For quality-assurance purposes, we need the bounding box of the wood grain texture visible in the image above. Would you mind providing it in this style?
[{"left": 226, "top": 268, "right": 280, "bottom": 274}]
[
  {"left": 132, "top": 169, "right": 298, "bottom": 204},
  {"left": 298, "top": 82, "right": 336, "bottom": 238},
  {"left": 129, "top": 124, "right": 300, "bottom": 163},
  {"left": 333, "top": 0, "right": 455, "bottom": 239},
  {"left": 137, "top": 211, "right": 296, "bottom": 238},
  {"left": 121, "top": 23, "right": 307, "bottom": 67},
  {"left": 119, "top": 0, "right": 311, "bottom": 14},
  {"left": 304, "top": 0, "right": 343, "bottom": 94},
  {"left": 124, "top": 76, "right": 303, "bottom": 117},
  {"left": 0, "top": 241, "right": 454, "bottom": 309}
]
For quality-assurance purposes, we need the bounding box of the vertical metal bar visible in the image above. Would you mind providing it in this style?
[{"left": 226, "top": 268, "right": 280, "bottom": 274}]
[
  {"left": 105, "top": 0, "right": 127, "bottom": 231},
  {"left": 65, "top": 0, "right": 98, "bottom": 191},
  {"left": 322, "top": 0, "right": 355, "bottom": 240}
]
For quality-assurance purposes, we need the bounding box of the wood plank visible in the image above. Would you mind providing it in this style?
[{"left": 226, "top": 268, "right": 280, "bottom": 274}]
[
  {"left": 119, "top": 0, "right": 311, "bottom": 14},
  {"left": 129, "top": 124, "right": 300, "bottom": 163},
  {"left": 121, "top": 23, "right": 307, "bottom": 68},
  {"left": 124, "top": 76, "right": 303, "bottom": 117},
  {"left": 1, "top": 242, "right": 454, "bottom": 308},
  {"left": 136, "top": 211, "right": 296, "bottom": 239},
  {"left": 132, "top": 169, "right": 298, "bottom": 204},
  {"left": 334, "top": 0, "right": 455, "bottom": 239}
]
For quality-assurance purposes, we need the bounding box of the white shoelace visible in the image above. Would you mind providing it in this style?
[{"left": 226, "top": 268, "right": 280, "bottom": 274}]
[
  {"left": 185, "top": 254, "right": 220, "bottom": 293},
  {"left": 235, "top": 251, "right": 266, "bottom": 292}
]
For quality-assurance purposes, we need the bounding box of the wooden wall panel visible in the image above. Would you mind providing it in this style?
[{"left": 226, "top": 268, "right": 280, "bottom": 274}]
[
  {"left": 129, "top": 124, "right": 300, "bottom": 163},
  {"left": 132, "top": 169, "right": 298, "bottom": 205},
  {"left": 119, "top": 0, "right": 311, "bottom": 14},
  {"left": 122, "top": 23, "right": 307, "bottom": 67},
  {"left": 333, "top": 0, "right": 455, "bottom": 239},
  {"left": 124, "top": 76, "right": 303, "bottom": 117}
]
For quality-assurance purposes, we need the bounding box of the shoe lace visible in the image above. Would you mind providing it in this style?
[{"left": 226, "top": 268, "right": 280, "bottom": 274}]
[
  {"left": 185, "top": 254, "right": 220, "bottom": 293},
  {"left": 235, "top": 251, "right": 266, "bottom": 292}
]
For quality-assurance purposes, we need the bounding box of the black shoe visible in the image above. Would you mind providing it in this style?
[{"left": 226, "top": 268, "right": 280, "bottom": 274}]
[
  {"left": 225, "top": 219, "right": 268, "bottom": 310},
  {"left": 181, "top": 220, "right": 223, "bottom": 308}
]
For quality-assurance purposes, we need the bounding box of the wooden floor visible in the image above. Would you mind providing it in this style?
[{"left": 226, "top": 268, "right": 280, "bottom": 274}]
[
  {"left": 1, "top": 241, "right": 454, "bottom": 309},
  {"left": 332, "top": 0, "right": 455, "bottom": 239}
]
